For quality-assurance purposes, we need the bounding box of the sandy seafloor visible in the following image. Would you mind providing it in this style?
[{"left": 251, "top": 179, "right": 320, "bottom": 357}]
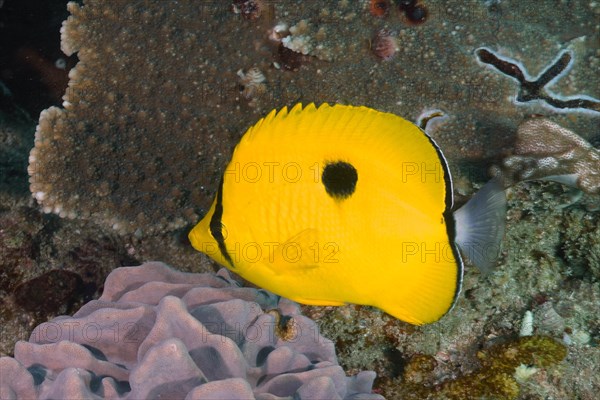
[{"left": 0, "top": 0, "right": 599, "bottom": 398}]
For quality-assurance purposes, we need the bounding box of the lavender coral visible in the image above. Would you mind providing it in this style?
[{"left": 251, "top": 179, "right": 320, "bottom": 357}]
[{"left": 0, "top": 262, "right": 383, "bottom": 399}]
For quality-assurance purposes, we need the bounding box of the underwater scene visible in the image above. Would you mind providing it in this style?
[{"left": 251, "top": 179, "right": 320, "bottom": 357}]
[{"left": 0, "top": 0, "right": 598, "bottom": 399}]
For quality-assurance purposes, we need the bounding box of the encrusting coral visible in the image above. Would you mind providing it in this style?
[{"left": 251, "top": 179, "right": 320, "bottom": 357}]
[
  {"left": 494, "top": 117, "right": 600, "bottom": 194},
  {"left": 398, "top": 336, "right": 567, "bottom": 400},
  {"left": 0, "top": 262, "right": 383, "bottom": 399}
]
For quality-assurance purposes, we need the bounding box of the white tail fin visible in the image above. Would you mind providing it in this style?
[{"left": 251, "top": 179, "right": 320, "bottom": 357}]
[{"left": 454, "top": 177, "right": 507, "bottom": 274}]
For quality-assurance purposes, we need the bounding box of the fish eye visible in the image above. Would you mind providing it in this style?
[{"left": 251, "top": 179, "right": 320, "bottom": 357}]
[
  {"left": 321, "top": 161, "right": 358, "bottom": 199},
  {"left": 209, "top": 221, "right": 228, "bottom": 241},
  {"left": 219, "top": 222, "right": 228, "bottom": 240}
]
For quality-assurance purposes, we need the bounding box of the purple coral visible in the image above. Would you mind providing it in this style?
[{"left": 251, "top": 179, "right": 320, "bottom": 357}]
[{"left": 0, "top": 262, "right": 383, "bottom": 399}]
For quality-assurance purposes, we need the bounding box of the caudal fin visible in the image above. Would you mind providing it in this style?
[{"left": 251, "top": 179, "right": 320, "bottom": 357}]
[{"left": 454, "top": 177, "right": 507, "bottom": 274}]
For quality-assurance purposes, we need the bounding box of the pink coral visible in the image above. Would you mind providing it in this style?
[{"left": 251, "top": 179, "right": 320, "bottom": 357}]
[
  {"left": 496, "top": 117, "right": 600, "bottom": 194},
  {"left": 0, "top": 262, "right": 383, "bottom": 399}
]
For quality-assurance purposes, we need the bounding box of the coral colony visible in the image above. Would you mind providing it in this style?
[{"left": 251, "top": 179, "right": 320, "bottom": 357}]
[
  {"left": 476, "top": 47, "right": 600, "bottom": 113},
  {"left": 398, "top": 336, "right": 566, "bottom": 400},
  {"left": 0, "top": 262, "right": 383, "bottom": 400},
  {"left": 495, "top": 117, "right": 600, "bottom": 194}
]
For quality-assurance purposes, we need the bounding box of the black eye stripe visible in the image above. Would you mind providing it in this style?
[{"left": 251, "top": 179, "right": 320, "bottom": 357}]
[{"left": 209, "top": 177, "right": 234, "bottom": 267}]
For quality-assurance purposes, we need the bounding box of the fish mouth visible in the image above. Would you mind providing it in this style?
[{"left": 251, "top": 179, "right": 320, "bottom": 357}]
[{"left": 189, "top": 215, "right": 236, "bottom": 269}]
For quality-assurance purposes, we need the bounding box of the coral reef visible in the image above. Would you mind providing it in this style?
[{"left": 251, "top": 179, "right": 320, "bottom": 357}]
[
  {"left": 28, "top": 0, "right": 256, "bottom": 235},
  {"left": 8, "top": 0, "right": 600, "bottom": 398},
  {"left": 0, "top": 199, "right": 137, "bottom": 356},
  {"left": 397, "top": 336, "right": 567, "bottom": 400},
  {"left": 494, "top": 117, "right": 600, "bottom": 194},
  {"left": 0, "top": 262, "right": 383, "bottom": 399},
  {"left": 27, "top": 0, "right": 598, "bottom": 237}
]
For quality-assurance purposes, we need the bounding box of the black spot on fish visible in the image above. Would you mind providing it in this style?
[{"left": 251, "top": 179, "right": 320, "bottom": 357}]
[{"left": 322, "top": 161, "right": 358, "bottom": 199}]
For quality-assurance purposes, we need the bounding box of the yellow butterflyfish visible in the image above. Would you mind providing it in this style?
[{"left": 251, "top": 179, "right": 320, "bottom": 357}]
[{"left": 189, "top": 103, "right": 506, "bottom": 325}]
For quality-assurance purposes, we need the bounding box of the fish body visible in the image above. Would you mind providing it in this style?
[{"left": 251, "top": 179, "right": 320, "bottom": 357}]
[{"left": 189, "top": 103, "right": 505, "bottom": 325}]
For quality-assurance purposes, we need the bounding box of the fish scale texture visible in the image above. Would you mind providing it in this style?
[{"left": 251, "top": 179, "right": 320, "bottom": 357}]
[{"left": 0, "top": 262, "right": 384, "bottom": 400}]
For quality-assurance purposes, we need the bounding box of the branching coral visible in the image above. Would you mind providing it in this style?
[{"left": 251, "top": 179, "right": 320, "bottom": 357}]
[{"left": 0, "top": 262, "right": 383, "bottom": 399}]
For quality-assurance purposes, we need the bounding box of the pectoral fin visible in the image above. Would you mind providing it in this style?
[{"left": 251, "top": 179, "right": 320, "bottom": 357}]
[{"left": 267, "top": 228, "right": 322, "bottom": 274}]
